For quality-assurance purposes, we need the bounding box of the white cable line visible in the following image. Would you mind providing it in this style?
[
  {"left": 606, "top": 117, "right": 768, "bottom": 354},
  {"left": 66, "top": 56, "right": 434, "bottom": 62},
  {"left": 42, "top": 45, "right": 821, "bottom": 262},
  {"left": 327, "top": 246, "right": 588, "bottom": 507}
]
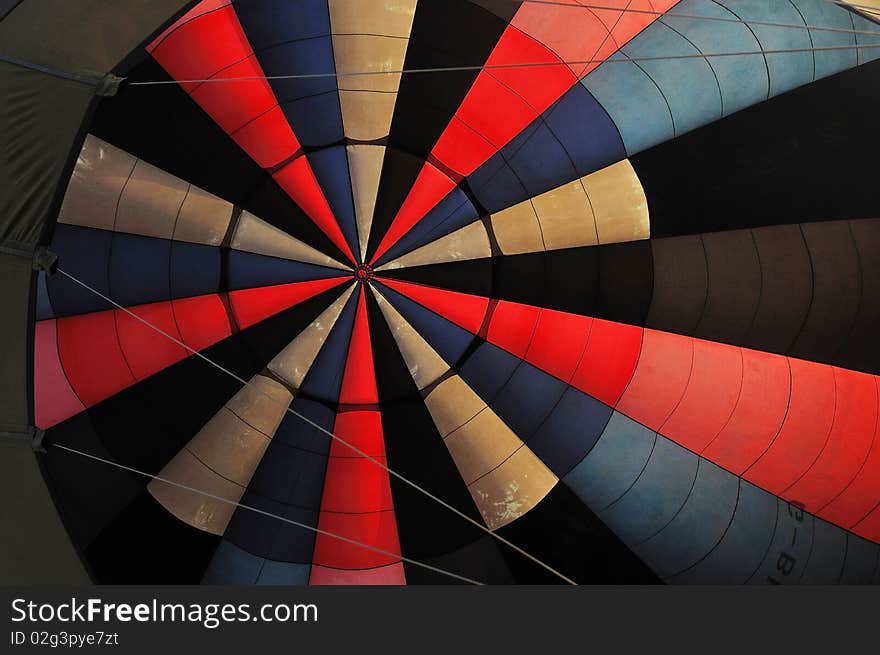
[
  {"left": 55, "top": 268, "right": 577, "bottom": 585},
  {"left": 51, "top": 443, "right": 484, "bottom": 586},
  {"left": 128, "top": 42, "right": 880, "bottom": 85}
]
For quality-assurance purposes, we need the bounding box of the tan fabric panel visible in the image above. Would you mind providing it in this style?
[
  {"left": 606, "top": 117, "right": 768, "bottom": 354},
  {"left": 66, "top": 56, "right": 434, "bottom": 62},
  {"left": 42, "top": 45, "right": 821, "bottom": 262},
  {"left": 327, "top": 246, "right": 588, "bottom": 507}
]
[
  {"left": 530, "top": 178, "right": 598, "bottom": 250},
  {"left": 224, "top": 374, "right": 292, "bottom": 435},
  {"left": 115, "top": 158, "right": 189, "bottom": 238},
  {"left": 348, "top": 145, "right": 385, "bottom": 262},
  {"left": 444, "top": 408, "right": 523, "bottom": 484},
  {"left": 173, "top": 185, "right": 233, "bottom": 246},
  {"left": 186, "top": 408, "right": 273, "bottom": 487},
  {"left": 150, "top": 374, "right": 291, "bottom": 534},
  {"left": 582, "top": 159, "right": 650, "bottom": 244},
  {"left": 231, "top": 210, "right": 348, "bottom": 269},
  {"left": 844, "top": 0, "right": 880, "bottom": 19},
  {"left": 372, "top": 286, "right": 449, "bottom": 390},
  {"left": 490, "top": 159, "right": 649, "bottom": 255},
  {"left": 338, "top": 89, "right": 400, "bottom": 142},
  {"left": 269, "top": 283, "right": 357, "bottom": 389},
  {"left": 329, "top": 0, "right": 417, "bottom": 36},
  {"left": 424, "top": 376, "right": 487, "bottom": 436},
  {"left": 329, "top": 0, "right": 416, "bottom": 140},
  {"left": 469, "top": 447, "right": 558, "bottom": 531},
  {"left": 379, "top": 221, "right": 491, "bottom": 269},
  {"left": 491, "top": 200, "right": 543, "bottom": 255},
  {"left": 57, "top": 134, "right": 135, "bottom": 231},
  {"left": 148, "top": 449, "right": 242, "bottom": 536}
]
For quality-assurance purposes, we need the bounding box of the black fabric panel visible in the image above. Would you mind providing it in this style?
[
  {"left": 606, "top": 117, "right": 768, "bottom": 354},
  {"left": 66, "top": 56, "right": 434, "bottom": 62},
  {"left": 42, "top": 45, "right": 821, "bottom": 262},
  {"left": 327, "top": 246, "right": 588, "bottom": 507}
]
[
  {"left": 633, "top": 59, "right": 880, "bottom": 238},
  {"left": 89, "top": 58, "right": 346, "bottom": 262},
  {"left": 84, "top": 491, "right": 220, "bottom": 584},
  {"left": 367, "top": 148, "right": 425, "bottom": 261},
  {"left": 496, "top": 484, "right": 661, "bottom": 584}
]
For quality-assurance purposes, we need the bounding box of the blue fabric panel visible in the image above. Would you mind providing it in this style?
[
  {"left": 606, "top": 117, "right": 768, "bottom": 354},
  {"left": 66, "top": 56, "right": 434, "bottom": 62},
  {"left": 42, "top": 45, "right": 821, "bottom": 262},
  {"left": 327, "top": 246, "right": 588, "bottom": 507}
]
[
  {"left": 541, "top": 83, "right": 625, "bottom": 177},
  {"left": 669, "top": 480, "right": 778, "bottom": 584},
  {"left": 564, "top": 411, "right": 656, "bottom": 511},
  {"left": 634, "top": 458, "right": 739, "bottom": 578},
  {"left": 109, "top": 232, "right": 171, "bottom": 308},
  {"left": 47, "top": 224, "right": 114, "bottom": 316},
  {"left": 227, "top": 250, "right": 344, "bottom": 290},
  {"left": 795, "top": 0, "right": 859, "bottom": 78},
  {"left": 170, "top": 241, "right": 221, "bottom": 298},
  {"left": 377, "top": 188, "right": 479, "bottom": 266},
  {"left": 662, "top": 0, "right": 768, "bottom": 117},
  {"left": 225, "top": 491, "right": 318, "bottom": 563},
  {"left": 485, "top": 362, "right": 567, "bottom": 441},
  {"left": 581, "top": 58, "right": 674, "bottom": 156},
  {"left": 528, "top": 387, "right": 612, "bottom": 478},
  {"left": 458, "top": 342, "right": 521, "bottom": 402},
  {"left": 797, "top": 517, "right": 846, "bottom": 584},
  {"left": 854, "top": 13, "right": 880, "bottom": 65},
  {"left": 600, "top": 434, "right": 699, "bottom": 545},
  {"left": 35, "top": 271, "right": 54, "bottom": 320},
  {"left": 202, "top": 540, "right": 262, "bottom": 584},
  {"left": 307, "top": 146, "right": 360, "bottom": 261},
  {"left": 619, "top": 22, "right": 722, "bottom": 138},
  {"left": 375, "top": 282, "right": 475, "bottom": 366},
  {"left": 728, "top": 0, "right": 814, "bottom": 96},
  {"left": 273, "top": 398, "right": 336, "bottom": 455},
  {"left": 839, "top": 534, "right": 880, "bottom": 584},
  {"left": 256, "top": 560, "right": 311, "bottom": 585},
  {"left": 236, "top": 0, "right": 343, "bottom": 147},
  {"left": 234, "top": 0, "right": 328, "bottom": 46},
  {"left": 747, "top": 498, "right": 816, "bottom": 584},
  {"left": 247, "top": 441, "right": 327, "bottom": 511},
  {"left": 298, "top": 290, "right": 359, "bottom": 402}
]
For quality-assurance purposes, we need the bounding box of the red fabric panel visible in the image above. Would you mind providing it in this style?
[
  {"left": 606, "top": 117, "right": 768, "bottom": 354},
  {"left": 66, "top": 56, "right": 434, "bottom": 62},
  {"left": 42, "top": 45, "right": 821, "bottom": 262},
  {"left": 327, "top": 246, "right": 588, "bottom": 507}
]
[
  {"left": 56, "top": 311, "right": 136, "bottom": 408},
  {"left": 115, "top": 302, "right": 188, "bottom": 381},
  {"left": 310, "top": 509, "right": 403, "bottom": 570},
  {"left": 172, "top": 294, "right": 233, "bottom": 351},
  {"left": 525, "top": 310, "right": 592, "bottom": 382},
  {"left": 189, "top": 56, "right": 276, "bottom": 133},
  {"left": 34, "top": 320, "right": 85, "bottom": 429},
  {"left": 370, "top": 164, "right": 456, "bottom": 264},
  {"left": 487, "top": 301, "right": 540, "bottom": 359},
  {"left": 308, "top": 562, "right": 406, "bottom": 585},
  {"left": 570, "top": 319, "right": 642, "bottom": 406},
  {"left": 332, "top": 410, "right": 386, "bottom": 458},
  {"left": 616, "top": 329, "right": 693, "bottom": 431},
  {"left": 320, "top": 457, "right": 393, "bottom": 514},
  {"left": 230, "top": 105, "right": 299, "bottom": 169},
  {"left": 379, "top": 278, "right": 489, "bottom": 334},
  {"left": 338, "top": 289, "right": 379, "bottom": 406},
  {"left": 821, "top": 378, "right": 880, "bottom": 529},
  {"left": 228, "top": 278, "right": 348, "bottom": 330},
  {"left": 853, "top": 503, "right": 880, "bottom": 543},
  {"left": 744, "top": 359, "right": 836, "bottom": 495},
  {"left": 784, "top": 368, "right": 877, "bottom": 513},
  {"left": 701, "top": 348, "right": 790, "bottom": 475},
  {"left": 272, "top": 159, "right": 356, "bottom": 264},
  {"left": 659, "top": 339, "right": 743, "bottom": 453}
]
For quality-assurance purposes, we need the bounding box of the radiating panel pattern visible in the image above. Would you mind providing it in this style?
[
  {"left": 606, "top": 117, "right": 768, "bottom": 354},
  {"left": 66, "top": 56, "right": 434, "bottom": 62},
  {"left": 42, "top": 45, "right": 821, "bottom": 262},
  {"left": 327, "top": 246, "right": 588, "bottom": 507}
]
[{"left": 34, "top": 0, "right": 880, "bottom": 586}]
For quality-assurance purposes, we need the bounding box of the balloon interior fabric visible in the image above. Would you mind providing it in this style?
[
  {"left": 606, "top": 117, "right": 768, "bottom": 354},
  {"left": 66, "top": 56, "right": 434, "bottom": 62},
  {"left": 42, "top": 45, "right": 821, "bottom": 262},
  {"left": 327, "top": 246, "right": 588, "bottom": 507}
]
[{"left": 12, "top": 0, "right": 880, "bottom": 584}]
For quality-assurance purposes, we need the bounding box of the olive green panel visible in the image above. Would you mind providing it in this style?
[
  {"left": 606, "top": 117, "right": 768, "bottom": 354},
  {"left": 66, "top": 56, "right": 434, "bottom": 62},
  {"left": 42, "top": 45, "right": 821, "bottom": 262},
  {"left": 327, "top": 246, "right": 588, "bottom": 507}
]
[{"left": 0, "top": 0, "right": 192, "bottom": 72}]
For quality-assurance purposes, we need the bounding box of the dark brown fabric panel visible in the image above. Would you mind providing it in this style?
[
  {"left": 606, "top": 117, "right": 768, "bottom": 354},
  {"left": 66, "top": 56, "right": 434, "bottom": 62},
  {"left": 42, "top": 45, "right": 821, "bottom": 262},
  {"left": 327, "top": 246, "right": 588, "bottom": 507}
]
[
  {"left": 790, "top": 221, "right": 861, "bottom": 363},
  {"left": 646, "top": 235, "right": 707, "bottom": 334},
  {"left": 839, "top": 219, "right": 880, "bottom": 372},
  {"left": 745, "top": 224, "right": 813, "bottom": 354}
]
